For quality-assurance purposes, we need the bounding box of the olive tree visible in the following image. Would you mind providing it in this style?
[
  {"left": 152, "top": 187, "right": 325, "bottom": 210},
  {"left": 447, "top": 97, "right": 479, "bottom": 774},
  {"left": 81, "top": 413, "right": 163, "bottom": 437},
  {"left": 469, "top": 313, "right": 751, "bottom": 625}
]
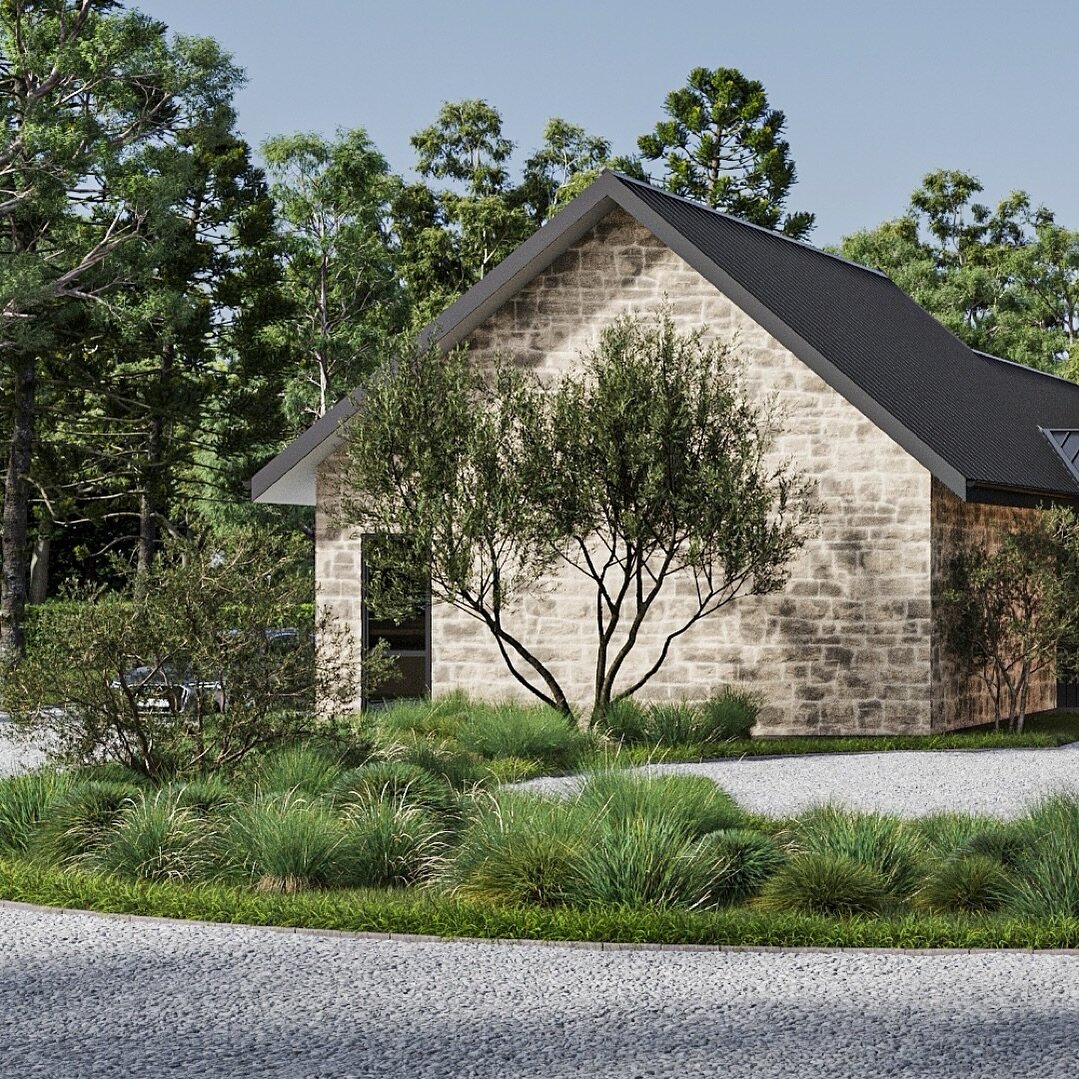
[
  {"left": 5, "top": 531, "right": 364, "bottom": 779},
  {"left": 940, "top": 508, "right": 1079, "bottom": 732},
  {"left": 341, "top": 312, "right": 815, "bottom": 723}
]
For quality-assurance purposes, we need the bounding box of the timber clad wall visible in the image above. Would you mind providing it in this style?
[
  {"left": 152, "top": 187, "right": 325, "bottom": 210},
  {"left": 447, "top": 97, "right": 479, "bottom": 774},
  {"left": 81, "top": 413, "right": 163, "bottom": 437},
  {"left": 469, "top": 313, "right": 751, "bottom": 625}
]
[{"left": 930, "top": 479, "right": 1056, "bottom": 729}]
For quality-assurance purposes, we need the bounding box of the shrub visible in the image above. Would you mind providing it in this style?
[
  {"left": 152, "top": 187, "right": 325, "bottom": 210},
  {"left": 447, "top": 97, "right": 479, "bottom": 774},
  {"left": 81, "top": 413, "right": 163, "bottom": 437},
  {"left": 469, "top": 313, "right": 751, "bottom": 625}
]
[
  {"left": 372, "top": 696, "right": 469, "bottom": 743},
  {"left": 254, "top": 745, "right": 346, "bottom": 798},
  {"left": 595, "top": 698, "right": 649, "bottom": 742},
  {"left": 912, "top": 812, "right": 989, "bottom": 859},
  {"left": 758, "top": 852, "right": 889, "bottom": 916},
  {"left": 29, "top": 780, "right": 141, "bottom": 867},
  {"left": 918, "top": 855, "right": 1014, "bottom": 914},
  {"left": 480, "top": 756, "right": 545, "bottom": 785},
  {"left": 1008, "top": 794, "right": 1079, "bottom": 917},
  {"left": 342, "top": 802, "right": 446, "bottom": 887},
  {"left": 793, "top": 806, "right": 924, "bottom": 900},
  {"left": 444, "top": 793, "right": 594, "bottom": 907},
  {"left": 563, "top": 817, "right": 715, "bottom": 909},
  {"left": 698, "top": 688, "right": 760, "bottom": 740},
  {"left": 456, "top": 704, "right": 591, "bottom": 768},
  {"left": 91, "top": 793, "right": 213, "bottom": 884},
  {"left": 957, "top": 825, "right": 1028, "bottom": 870},
  {"left": 0, "top": 771, "right": 73, "bottom": 854},
  {"left": 331, "top": 761, "right": 459, "bottom": 817},
  {"left": 639, "top": 703, "right": 699, "bottom": 748},
  {"left": 221, "top": 792, "right": 349, "bottom": 893},
  {"left": 577, "top": 770, "right": 744, "bottom": 838},
  {"left": 695, "top": 828, "right": 786, "bottom": 906}
]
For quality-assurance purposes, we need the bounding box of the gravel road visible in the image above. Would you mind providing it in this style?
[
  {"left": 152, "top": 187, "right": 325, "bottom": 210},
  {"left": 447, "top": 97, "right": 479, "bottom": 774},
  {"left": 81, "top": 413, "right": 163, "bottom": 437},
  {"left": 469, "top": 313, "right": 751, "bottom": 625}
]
[
  {"left": 0, "top": 718, "right": 45, "bottom": 778},
  {"left": 1, "top": 904, "right": 1078, "bottom": 1078},
  {"left": 519, "top": 742, "right": 1079, "bottom": 818}
]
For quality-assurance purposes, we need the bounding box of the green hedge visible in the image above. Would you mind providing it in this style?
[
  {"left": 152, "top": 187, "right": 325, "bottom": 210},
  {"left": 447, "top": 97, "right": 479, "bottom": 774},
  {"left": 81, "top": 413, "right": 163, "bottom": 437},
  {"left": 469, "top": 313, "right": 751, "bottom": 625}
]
[{"left": 3, "top": 857, "right": 1079, "bottom": 950}]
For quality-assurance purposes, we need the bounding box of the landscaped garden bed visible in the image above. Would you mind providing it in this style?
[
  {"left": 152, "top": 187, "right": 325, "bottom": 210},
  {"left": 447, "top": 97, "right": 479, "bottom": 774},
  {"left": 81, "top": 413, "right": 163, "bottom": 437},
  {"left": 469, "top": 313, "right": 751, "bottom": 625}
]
[{"left": 2, "top": 696, "right": 1079, "bottom": 949}]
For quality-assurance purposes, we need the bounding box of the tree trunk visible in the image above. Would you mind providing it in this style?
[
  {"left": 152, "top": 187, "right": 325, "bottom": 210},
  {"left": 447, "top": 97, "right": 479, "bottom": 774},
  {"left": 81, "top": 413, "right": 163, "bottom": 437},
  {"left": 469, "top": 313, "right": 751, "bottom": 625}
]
[
  {"left": 29, "top": 528, "right": 50, "bottom": 606},
  {"left": 1, "top": 355, "right": 36, "bottom": 664},
  {"left": 136, "top": 342, "right": 171, "bottom": 589}
]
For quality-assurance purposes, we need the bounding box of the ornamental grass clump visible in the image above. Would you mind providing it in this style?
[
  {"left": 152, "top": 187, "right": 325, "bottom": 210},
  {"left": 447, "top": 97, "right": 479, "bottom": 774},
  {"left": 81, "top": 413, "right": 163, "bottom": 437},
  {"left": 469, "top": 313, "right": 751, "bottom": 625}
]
[
  {"left": 0, "top": 771, "right": 73, "bottom": 854},
  {"left": 394, "top": 739, "right": 483, "bottom": 790},
  {"left": 1007, "top": 793, "right": 1079, "bottom": 917},
  {"left": 29, "top": 780, "right": 141, "bottom": 867},
  {"left": 697, "top": 688, "right": 760, "bottom": 740},
  {"left": 456, "top": 704, "right": 592, "bottom": 769},
  {"left": 253, "top": 744, "right": 347, "bottom": 798},
  {"left": 222, "top": 792, "right": 349, "bottom": 893},
  {"left": 91, "top": 792, "right": 213, "bottom": 884},
  {"left": 694, "top": 828, "right": 787, "bottom": 906},
  {"left": 330, "top": 761, "right": 460, "bottom": 817},
  {"left": 562, "top": 817, "right": 717, "bottom": 909},
  {"left": 792, "top": 805, "right": 924, "bottom": 902},
  {"left": 758, "top": 852, "right": 889, "bottom": 916},
  {"left": 917, "top": 855, "right": 1014, "bottom": 914},
  {"left": 163, "top": 776, "right": 238, "bottom": 817},
  {"left": 444, "top": 793, "right": 595, "bottom": 907},
  {"left": 342, "top": 801, "right": 446, "bottom": 888},
  {"left": 577, "top": 770, "right": 744, "bottom": 838}
]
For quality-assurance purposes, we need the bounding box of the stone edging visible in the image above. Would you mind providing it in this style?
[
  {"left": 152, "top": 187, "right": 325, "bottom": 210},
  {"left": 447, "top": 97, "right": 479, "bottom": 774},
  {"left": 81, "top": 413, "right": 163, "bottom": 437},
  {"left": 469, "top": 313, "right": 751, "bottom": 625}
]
[{"left": 3, "top": 898, "right": 1078, "bottom": 957}]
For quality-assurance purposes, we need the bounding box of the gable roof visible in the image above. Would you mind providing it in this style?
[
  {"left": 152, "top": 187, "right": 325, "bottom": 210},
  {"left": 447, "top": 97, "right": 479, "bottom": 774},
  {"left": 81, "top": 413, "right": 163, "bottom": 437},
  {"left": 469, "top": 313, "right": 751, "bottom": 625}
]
[{"left": 252, "top": 170, "right": 1079, "bottom": 507}]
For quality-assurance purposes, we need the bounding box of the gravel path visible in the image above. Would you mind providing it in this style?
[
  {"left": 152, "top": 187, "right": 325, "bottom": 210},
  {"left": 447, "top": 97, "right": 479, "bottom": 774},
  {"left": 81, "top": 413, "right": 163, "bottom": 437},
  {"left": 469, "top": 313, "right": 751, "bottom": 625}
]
[
  {"left": 0, "top": 718, "right": 45, "bottom": 778},
  {"left": 2, "top": 904, "right": 1078, "bottom": 1078},
  {"left": 519, "top": 742, "right": 1079, "bottom": 818}
]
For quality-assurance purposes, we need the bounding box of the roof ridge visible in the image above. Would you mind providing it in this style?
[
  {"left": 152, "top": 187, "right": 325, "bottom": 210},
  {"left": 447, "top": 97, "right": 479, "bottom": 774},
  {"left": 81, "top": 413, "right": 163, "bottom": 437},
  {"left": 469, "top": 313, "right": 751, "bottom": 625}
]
[
  {"left": 971, "top": 348, "right": 1079, "bottom": 391},
  {"left": 604, "top": 170, "right": 891, "bottom": 280}
]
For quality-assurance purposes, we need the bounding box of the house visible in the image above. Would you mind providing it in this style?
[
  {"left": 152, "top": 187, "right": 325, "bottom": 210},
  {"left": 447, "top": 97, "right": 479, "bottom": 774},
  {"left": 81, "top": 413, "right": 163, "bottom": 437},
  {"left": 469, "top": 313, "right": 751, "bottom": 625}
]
[{"left": 252, "top": 171, "right": 1079, "bottom": 736}]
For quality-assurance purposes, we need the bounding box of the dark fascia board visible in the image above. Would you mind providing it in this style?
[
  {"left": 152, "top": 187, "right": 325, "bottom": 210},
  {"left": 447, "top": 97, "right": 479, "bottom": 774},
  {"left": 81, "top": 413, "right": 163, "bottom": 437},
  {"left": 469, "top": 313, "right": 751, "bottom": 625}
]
[
  {"left": 253, "top": 169, "right": 972, "bottom": 506},
  {"left": 251, "top": 178, "right": 624, "bottom": 505},
  {"left": 965, "top": 481, "right": 1079, "bottom": 511}
]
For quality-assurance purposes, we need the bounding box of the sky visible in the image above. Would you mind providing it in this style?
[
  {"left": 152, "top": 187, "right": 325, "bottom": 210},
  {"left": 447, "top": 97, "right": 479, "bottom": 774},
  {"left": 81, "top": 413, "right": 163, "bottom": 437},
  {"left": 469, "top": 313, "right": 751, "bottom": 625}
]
[{"left": 135, "top": 0, "right": 1079, "bottom": 247}]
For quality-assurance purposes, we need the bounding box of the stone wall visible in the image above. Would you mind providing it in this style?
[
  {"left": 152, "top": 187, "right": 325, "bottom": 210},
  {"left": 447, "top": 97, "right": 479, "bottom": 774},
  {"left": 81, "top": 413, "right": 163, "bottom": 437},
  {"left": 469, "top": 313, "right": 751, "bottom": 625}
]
[
  {"left": 930, "top": 479, "right": 1058, "bottom": 730},
  {"left": 425, "top": 208, "right": 936, "bottom": 735}
]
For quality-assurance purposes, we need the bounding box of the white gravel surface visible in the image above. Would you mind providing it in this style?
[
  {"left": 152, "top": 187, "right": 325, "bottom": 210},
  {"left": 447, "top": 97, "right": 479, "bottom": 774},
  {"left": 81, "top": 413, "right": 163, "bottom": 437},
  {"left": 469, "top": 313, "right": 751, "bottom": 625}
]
[
  {"left": 519, "top": 742, "right": 1079, "bottom": 818},
  {"left": 0, "top": 718, "right": 45, "bottom": 778},
  {"left": 1, "top": 904, "right": 1078, "bottom": 1078}
]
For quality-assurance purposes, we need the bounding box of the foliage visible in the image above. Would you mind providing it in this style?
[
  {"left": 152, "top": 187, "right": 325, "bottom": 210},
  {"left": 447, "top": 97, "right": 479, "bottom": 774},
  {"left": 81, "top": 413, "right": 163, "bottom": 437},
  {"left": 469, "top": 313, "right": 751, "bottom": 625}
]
[
  {"left": 838, "top": 169, "right": 1079, "bottom": 378},
  {"left": 0, "top": 771, "right": 73, "bottom": 854},
  {"left": 253, "top": 744, "right": 347, "bottom": 798},
  {"left": 791, "top": 806, "right": 924, "bottom": 900},
  {"left": 638, "top": 67, "right": 814, "bottom": 238},
  {"left": 90, "top": 792, "right": 213, "bottom": 884},
  {"left": 262, "top": 129, "right": 407, "bottom": 429},
  {"left": 5, "top": 531, "right": 359, "bottom": 779},
  {"left": 758, "top": 853, "right": 889, "bottom": 916},
  {"left": 342, "top": 801, "right": 446, "bottom": 888},
  {"left": 694, "top": 828, "right": 787, "bottom": 906},
  {"left": 939, "top": 507, "right": 1079, "bottom": 731},
  {"left": 28, "top": 780, "right": 141, "bottom": 867},
  {"left": 576, "top": 770, "right": 744, "bottom": 838},
  {"left": 330, "top": 761, "right": 461, "bottom": 817},
  {"left": 342, "top": 312, "right": 813, "bottom": 720},
  {"left": 597, "top": 690, "right": 760, "bottom": 746},
  {"left": 917, "top": 855, "right": 1013, "bottom": 914},
  {"left": 1008, "top": 794, "right": 1079, "bottom": 918},
  {"left": 455, "top": 704, "right": 593, "bottom": 767}
]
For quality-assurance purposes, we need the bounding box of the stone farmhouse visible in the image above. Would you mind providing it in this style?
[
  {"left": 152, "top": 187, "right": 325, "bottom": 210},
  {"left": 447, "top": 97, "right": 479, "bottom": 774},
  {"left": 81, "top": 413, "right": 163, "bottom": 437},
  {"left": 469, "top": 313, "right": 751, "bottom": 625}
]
[{"left": 252, "top": 172, "right": 1079, "bottom": 736}]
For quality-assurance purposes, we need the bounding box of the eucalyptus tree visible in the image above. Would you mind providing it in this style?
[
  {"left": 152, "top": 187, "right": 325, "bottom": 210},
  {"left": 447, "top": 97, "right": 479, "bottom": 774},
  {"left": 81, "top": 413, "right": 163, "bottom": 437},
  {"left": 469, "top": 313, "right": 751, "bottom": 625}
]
[
  {"left": 638, "top": 66, "right": 815, "bottom": 238},
  {"left": 262, "top": 129, "right": 406, "bottom": 431},
  {"left": 0, "top": 0, "right": 243, "bottom": 660},
  {"left": 342, "top": 313, "right": 813, "bottom": 722}
]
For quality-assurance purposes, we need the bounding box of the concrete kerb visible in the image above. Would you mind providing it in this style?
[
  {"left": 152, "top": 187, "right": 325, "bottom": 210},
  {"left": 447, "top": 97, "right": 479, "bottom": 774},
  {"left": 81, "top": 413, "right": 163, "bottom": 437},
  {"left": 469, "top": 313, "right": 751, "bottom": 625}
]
[{"left": 1, "top": 898, "right": 1076, "bottom": 957}]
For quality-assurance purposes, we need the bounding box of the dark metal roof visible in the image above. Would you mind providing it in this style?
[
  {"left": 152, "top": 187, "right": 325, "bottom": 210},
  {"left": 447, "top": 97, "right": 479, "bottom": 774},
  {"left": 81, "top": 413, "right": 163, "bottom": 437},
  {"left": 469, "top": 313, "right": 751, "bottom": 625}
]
[
  {"left": 1044, "top": 429, "right": 1079, "bottom": 485},
  {"left": 253, "top": 170, "right": 1079, "bottom": 506}
]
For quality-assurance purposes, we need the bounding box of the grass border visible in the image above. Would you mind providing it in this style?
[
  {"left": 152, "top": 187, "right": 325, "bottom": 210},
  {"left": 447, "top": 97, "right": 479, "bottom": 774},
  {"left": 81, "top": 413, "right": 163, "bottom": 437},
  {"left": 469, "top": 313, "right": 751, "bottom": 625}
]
[{"left": 4, "top": 857, "right": 1079, "bottom": 951}]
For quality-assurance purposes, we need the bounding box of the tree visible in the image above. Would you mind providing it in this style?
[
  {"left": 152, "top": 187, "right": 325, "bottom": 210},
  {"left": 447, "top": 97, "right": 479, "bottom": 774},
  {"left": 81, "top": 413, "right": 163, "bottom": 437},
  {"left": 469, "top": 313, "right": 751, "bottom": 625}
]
[
  {"left": 340, "top": 313, "right": 814, "bottom": 722},
  {"left": 0, "top": 0, "right": 243, "bottom": 662},
  {"left": 940, "top": 509, "right": 1079, "bottom": 732},
  {"left": 638, "top": 67, "right": 814, "bottom": 238},
  {"left": 395, "top": 100, "right": 532, "bottom": 321},
  {"left": 262, "top": 129, "right": 406, "bottom": 430},
  {"left": 518, "top": 118, "right": 612, "bottom": 224},
  {"left": 6, "top": 530, "right": 360, "bottom": 779},
  {"left": 839, "top": 170, "right": 1079, "bottom": 377}
]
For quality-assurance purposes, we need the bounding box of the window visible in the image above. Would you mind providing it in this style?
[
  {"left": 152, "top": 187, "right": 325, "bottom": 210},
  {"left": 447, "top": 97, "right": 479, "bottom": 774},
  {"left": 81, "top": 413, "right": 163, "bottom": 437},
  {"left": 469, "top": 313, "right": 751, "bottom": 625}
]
[{"left": 361, "top": 536, "right": 430, "bottom": 706}]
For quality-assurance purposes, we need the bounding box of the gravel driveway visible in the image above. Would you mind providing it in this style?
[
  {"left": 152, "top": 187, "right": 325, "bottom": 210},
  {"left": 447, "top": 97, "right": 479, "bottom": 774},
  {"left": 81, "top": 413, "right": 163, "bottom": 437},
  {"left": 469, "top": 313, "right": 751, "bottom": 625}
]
[
  {"left": 1, "top": 903, "right": 1078, "bottom": 1078},
  {"left": 520, "top": 742, "right": 1079, "bottom": 818}
]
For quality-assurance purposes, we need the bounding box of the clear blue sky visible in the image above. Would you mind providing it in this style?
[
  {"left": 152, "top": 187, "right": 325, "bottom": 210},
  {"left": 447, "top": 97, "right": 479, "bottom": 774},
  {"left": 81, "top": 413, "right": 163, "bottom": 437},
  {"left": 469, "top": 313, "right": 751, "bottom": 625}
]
[{"left": 137, "top": 0, "right": 1079, "bottom": 246}]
